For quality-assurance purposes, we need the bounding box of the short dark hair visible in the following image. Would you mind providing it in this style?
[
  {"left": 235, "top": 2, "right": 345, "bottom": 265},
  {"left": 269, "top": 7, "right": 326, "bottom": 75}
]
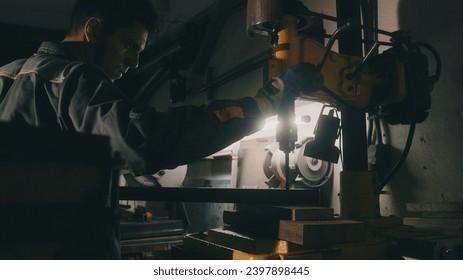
[{"left": 68, "top": 0, "right": 158, "bottom": 36}]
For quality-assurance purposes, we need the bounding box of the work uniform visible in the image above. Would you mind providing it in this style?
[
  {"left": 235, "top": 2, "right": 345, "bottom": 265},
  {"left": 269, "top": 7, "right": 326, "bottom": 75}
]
[
  {"left": 0, "top": 41, "right": 265, "bottom": 175},
  {"left": 0, "top": 41, "right": 267, "bottom": 259}
]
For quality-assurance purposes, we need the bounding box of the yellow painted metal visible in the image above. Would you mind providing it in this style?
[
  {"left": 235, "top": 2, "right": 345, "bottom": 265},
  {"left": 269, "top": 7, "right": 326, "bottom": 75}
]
[{"left": 267, "top": 16, "right": 406, "bottom": 108}]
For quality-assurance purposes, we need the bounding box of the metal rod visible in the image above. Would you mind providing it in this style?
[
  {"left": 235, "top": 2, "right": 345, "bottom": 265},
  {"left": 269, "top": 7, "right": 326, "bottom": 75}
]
[
  {"left": 306, "top": 10, "right": 394, "bottom": 37},
  {"left": 119, "top": 187, "right": 320, "bottom": 205},
  {"left": 345, "top": 41, "right": 380, "bottom": 80},
  {"left": 337, "top": 0, "right": 369, "bottom": 172},
  {"left": 201, "top": 48, "right": 273, "bottom": 92},
  {"left": 317, "top": 22, "right": 352, "bottom": 70},
  {"left": 285, "top": 152, "right": 290, "bottom": 190},
  {"left": 363, "top": 41, "right": 380, "bottom": 63}
]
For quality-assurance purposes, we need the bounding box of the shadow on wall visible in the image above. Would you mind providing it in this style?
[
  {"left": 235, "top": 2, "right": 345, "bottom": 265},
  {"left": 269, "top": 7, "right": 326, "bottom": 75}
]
[
  {"left": 398, "top": 0, "right": 463, "bottom": 93},
  {"left": 398, "top": 0, "right": 463, "bottom": 39},
  {"left": 382, "top": 0, "right": 463, "bottom": 216}
]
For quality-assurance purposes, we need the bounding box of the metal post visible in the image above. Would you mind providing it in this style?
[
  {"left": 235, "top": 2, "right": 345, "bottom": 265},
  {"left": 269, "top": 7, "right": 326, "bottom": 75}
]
[
  {"left": 336, "top": 0, "right": 377, "bottom": 218},
  {"left": 336, "top": 0, "right": 367, "bottom": 172}
]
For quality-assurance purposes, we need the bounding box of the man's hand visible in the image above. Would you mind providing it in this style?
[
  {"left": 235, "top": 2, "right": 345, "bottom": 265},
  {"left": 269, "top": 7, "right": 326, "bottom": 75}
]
[
  {"left": 255, "top": 63, "right": 324, "bottom": 116},
  {"left": 277, "top": 63, "right": 324, "bottom": 96}
]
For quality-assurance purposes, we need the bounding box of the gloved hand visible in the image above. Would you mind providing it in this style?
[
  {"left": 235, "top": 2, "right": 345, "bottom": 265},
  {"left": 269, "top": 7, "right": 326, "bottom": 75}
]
[
  {"left": 277, "top": 63, "right": 324, "bottom": 96},
  {"left": 255, "top": 63, "right": 324, "bottom": 116}
]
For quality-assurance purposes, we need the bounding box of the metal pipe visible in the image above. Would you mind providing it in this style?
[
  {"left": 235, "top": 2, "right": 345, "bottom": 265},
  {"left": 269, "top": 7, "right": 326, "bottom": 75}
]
[
  {"left": 317, "top": 22, "right": 351, "bottom": 70},
  {"left": 200, "top": 48, "right": 273, "bottom": 92},
  {"left": 336, "top": 0, "right": 368, "bottom": 172},
  {"left": 337, "top": 0, "right": 378, "bottom": 219}
]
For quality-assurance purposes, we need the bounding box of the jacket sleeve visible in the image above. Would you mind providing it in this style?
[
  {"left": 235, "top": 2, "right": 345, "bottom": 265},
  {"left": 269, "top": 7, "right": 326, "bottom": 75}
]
[{"left": 60, "top": 64, "right": 265, "bottom": 175}]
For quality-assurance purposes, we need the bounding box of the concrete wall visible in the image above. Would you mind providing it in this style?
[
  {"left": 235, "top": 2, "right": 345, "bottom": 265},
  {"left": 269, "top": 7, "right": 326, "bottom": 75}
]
[{"left": 382, "top": 0, "right": 463, "bottom": 216}]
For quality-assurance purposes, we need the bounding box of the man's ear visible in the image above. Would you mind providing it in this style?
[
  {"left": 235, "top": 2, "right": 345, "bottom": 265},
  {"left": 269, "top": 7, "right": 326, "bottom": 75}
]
[{"left": 84, "top": 17, "right": 102, "bottom": 43}]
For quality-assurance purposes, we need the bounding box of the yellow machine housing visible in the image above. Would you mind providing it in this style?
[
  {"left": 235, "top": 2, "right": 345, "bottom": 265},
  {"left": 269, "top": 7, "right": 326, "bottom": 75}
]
[{"left": 266, "top": 16, "right": 407, "bottom": 109}]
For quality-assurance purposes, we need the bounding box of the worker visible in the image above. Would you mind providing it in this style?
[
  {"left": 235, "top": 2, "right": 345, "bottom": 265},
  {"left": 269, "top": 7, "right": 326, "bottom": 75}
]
[{"left": 0, "top": 0, "right": 323, "bottom": 177}]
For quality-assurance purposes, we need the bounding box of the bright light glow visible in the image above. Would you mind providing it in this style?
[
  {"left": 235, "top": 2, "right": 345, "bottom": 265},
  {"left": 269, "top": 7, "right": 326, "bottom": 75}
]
[{"left": 244, "top": 100, "right": 324, "bottom": 140}]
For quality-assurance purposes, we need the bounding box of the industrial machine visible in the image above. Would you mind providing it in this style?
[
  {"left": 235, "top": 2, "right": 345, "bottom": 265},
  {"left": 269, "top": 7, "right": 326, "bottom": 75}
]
[
  {"left": 246, "top": 0, "right": 441, "bottom": 218},
  {"left": 118, "top": 0, "right": 444, "bottom": 259}
]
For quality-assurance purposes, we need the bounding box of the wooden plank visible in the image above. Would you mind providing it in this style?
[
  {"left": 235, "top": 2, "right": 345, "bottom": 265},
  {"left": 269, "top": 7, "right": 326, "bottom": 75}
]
[
  {"left": 278, "top": 219, "right": 365, "bottom": 247},
  {"left": 422, "top": 212, "right": 463, "bottom": 219},
  {"left": 271, "top": 206, "right": 334, "bottom": 221},
  {"left": 237, "top": 205, "right": 334, "bottom": 221},
  {"left": 222, "top": 207, "right": 335, "bottom": 239},
  {"left": 406, "top": 202, "right": 463, "bottom": 213},
  {"left": 120, "top": 236, "right": 184, "bottom": 255},
  {"left": 378, "top": 226, "right": 447, "bottom": 241},
  {"left": 359, "top": 217, "right": 403, "bottom": 229},
  {"left": 222, "top": 210, "right": 280, "bottom": 238},
  {"left": 182, "top": 233, "right": 281, "bottom": 260},
  {"left": 207, "top": 228, "right": 304, "bottom": 254},
  {"left": 324, "top": 240, "right": 387, "bottom": 260},
  {"left": 206, "top": 228, "right": 386, "bottom": 259},
  {"left": 403, "top": 217, "right": 463, "bottom": 229}
]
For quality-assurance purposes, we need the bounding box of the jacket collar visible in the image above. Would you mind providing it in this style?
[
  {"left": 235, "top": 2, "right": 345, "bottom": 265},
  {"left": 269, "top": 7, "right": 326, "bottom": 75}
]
[{"left": 37, "top": 41, "right": 68, "bottom": 58}]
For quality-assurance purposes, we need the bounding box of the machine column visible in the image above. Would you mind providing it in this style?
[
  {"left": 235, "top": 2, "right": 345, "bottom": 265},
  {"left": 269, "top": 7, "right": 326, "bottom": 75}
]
[{"left": 336, "top": 0, "right": 377, "bottom": 218}]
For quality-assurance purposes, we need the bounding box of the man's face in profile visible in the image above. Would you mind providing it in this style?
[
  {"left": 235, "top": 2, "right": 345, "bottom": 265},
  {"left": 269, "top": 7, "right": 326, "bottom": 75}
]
[{"left": 95, "top": 23, "right": 148, "bottom": 82}]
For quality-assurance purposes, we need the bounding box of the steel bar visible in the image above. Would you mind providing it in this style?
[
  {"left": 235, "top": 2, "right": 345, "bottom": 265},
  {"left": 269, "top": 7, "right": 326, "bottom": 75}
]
[
  {"left": 201, "top": 48, "right": 273, "bottom": 92},
  {"left": 336, "top": 0, "right": 369, "bottom": 172},
  {"left": 119, "top": 187, "right": 320, "bottom": 205}
]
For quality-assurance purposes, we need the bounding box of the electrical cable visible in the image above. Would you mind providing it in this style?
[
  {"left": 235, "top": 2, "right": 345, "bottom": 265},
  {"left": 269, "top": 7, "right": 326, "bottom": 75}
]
[
  {"left": 374, "top": 117, "right": 383, "bottom": 145},
  {"left": 376, "top": 41, "right": 441, "bottom": 193},
  {"left": 367, "top": 117, "right": 374, "bottom": 146},
  {"left": 411, "top": 42, "right": 442, "bottom": 82},
  {"left": 285, "top": 152, "right": 291, "bottom": 190},
  {"left": 377, "top": 48, "right": 417, "bottom": 193},
  {"left": 377, "top": 122, "right": 415, "bottom": 192}
]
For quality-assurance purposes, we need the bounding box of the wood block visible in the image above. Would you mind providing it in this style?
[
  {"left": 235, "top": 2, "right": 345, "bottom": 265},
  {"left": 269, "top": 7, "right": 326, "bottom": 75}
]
[
  {"left": 422, "top": 212, "right": 463, "bottom": 219},
  {"left": 223, "top": 207, "right": 335, "bottom": 239},
  {"left": 222, "top": 210, "right": 280, "bottom": 238},
  {"left": 358, "top": 217, "right": 403, "bottom": 228},
  {"left": 324, "top": 239, "right": 388, "bottom": 260},
  {"left": 407, "top": 202, "right": 463, "bottom": 212},
  {"left": 238, "top": 205, "right": 334, "bottom": 221},
  {"left": 378, "top": 225, "right": 446, "bottom": 241},
  {"left": 182, "top": 233, "right": 281, "bottom": 260},
  {"left": 267, "top": 206, "right": 334, "bottom": 221},
  {"left": 403, "top": 217, "right": 463, "bottom": 229},
  {"left": 207, "top": 228, "right": 304, "bottom": 254},
  {"left": 279, "top": 219, "right": 365, "bottom": 247}
]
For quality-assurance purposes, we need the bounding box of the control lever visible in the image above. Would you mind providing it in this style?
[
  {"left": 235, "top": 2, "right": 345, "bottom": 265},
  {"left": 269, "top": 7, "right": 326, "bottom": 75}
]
[{"left": 346, "top": 41, "right": 380, "bottom": 80}]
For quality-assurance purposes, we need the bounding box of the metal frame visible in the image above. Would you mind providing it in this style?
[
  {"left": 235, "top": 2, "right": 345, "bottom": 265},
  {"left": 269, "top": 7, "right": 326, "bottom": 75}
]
[{"left": 119, "top": 187, "right": 320, "bottom": 205}]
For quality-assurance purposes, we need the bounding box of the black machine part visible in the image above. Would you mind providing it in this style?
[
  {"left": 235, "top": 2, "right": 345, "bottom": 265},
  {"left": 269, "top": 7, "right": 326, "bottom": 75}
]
[{"left": 370, "top": 33, "right": 441, "bottom": 124}]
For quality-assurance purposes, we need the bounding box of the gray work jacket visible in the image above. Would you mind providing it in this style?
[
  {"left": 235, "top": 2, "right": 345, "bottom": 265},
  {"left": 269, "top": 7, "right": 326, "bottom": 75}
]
[{"left": 0, "top": 41, "right": 264, "bottom": 175}]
